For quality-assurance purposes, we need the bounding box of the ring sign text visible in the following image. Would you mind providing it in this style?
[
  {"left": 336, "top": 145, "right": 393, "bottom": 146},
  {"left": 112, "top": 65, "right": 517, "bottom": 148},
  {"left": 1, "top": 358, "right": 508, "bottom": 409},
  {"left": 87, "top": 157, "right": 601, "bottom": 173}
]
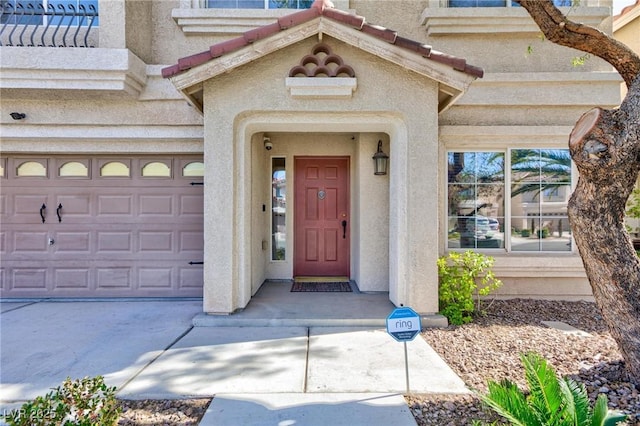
[{"left": 386, "top": 307, "right": 422, "bottom": 342}]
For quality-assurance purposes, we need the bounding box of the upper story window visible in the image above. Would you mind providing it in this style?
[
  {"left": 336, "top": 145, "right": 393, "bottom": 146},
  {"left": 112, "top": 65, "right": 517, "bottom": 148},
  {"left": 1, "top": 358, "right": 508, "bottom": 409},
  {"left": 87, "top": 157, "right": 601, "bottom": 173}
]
[
  {"left": 0, "top": 0, "right": 99, "bottom": 26},
  {"left": 448, "top": 0, "right": 571, "bottom": 6},
  {"left": 206, "top": 0, "right": 312, "bottom": 9}
]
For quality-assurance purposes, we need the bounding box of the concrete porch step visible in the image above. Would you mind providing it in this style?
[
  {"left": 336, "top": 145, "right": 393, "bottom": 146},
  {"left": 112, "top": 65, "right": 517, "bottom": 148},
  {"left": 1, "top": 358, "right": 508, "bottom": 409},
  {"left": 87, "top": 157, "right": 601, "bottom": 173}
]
[{"left": 192, "top": 313, "right": 448, "bottom": 328}]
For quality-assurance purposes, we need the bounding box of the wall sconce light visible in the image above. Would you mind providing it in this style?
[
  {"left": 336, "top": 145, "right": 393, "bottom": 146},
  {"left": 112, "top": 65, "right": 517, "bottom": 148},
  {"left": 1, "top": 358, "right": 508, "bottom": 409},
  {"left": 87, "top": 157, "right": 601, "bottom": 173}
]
[
  {"left": 373, "top": 140, "right": 389, "bottom": 175},
  {"left": 10, "top": 112, "right": 26, "bottom": 120}
]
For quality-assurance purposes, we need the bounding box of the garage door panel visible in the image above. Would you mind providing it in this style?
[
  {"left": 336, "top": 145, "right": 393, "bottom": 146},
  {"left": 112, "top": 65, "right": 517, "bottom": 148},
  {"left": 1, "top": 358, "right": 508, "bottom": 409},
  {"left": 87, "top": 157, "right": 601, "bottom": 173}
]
[
  {"left": 179, "top": 231, "right": 204, "bottom": 252},
  {"left": 139, "top": 231, "right": 173, "bottom": 252},
  {"left": 179, "top": 267, "right": 204, "bottom": 289},
  {"left": 138, "top": 267, "right": 173, "bottom": 289},
  {"left": 13, "top": 232, "right": 48, "bottom": 253},
  {"left": 10, "top": 268, "right": 48, "bottom": 290},
  {"left": 97, "top": 231, "right": 133, "bottom": 253},
  {"left": 53, "top": 232, "right": 91, "bottom": 253},
  {"left": 0, "top": 194, "right": 6, "bottom": 215},
  {"left": 97, "top": 195, "right": 134, "bottom": 216},
  {"left": 55, "top": 194, "right": 92, "bottom": 221},
  {"left": 139, "top": 195, "right": 173, "bottom": 216},
  {"left": 12, "top": 195, "right": 48, "bottom": 224},
  {"left": 179, "top": 194, "right": 204, "bottom": 216},
  {"left": 53, "top": 269, "right": 91, "bottom": 290},
  {"left": 96, "top": 267, "right": 132, "bottom": 289}
]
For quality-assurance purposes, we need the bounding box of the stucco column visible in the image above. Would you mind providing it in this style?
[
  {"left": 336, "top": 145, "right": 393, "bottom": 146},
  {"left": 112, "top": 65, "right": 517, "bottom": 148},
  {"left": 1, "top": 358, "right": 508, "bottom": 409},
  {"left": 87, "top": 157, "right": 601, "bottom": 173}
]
[
  {"left": 98, "top": 0, "right": 126, "bottom": 48},
  {"left": 202, "top": 113, "right": 235, "bottom": 314},
  {"left": 404, "top": 120, "right": 440, "bottom": 314}
]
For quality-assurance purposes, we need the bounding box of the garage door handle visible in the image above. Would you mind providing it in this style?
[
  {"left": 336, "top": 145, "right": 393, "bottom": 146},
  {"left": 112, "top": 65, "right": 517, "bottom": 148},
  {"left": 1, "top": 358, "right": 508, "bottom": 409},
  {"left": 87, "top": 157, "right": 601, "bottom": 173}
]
[
  {"left": 189, "top": 261, "right": 204, "bottom": 265},
  {"left": 57, "top": 203, "right": 63, "bottom": 223},
  {"left": 40, "top": 203, "right": 46, "bottom": 223}
]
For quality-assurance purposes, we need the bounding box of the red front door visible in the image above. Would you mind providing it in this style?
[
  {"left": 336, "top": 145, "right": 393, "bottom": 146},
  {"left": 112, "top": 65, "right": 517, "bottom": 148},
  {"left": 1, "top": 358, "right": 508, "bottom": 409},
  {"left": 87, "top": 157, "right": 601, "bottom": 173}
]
[{"left": 294, "top": 157, "right": 350, "bottom": 277}]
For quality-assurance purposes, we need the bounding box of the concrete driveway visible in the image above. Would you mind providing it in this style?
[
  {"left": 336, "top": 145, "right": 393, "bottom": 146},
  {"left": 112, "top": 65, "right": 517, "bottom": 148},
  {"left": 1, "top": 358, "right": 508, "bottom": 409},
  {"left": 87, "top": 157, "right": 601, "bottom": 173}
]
[{"left": 1, "top": 300, "right": 469, "bottom": 425}]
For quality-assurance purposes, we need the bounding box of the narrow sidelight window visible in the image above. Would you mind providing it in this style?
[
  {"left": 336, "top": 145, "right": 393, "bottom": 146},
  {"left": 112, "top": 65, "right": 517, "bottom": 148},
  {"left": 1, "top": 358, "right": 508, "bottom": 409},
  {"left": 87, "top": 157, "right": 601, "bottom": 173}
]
[{"left": 272, "top": 158, "right": 286, "bottom": 260}]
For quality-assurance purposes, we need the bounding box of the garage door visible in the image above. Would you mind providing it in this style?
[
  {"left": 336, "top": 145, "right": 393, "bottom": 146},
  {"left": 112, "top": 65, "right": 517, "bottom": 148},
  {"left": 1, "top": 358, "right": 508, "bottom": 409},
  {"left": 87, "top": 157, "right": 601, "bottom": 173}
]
[{"left": 0, "top": 156, "right": 204, "bottom": 298}]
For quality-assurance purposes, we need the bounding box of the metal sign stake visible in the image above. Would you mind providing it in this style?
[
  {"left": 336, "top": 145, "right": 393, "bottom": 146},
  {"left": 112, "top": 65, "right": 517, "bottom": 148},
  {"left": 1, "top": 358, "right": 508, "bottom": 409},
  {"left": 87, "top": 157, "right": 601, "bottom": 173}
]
[{"left": 404, "top": 341, "right": 410, "bottom": 394}]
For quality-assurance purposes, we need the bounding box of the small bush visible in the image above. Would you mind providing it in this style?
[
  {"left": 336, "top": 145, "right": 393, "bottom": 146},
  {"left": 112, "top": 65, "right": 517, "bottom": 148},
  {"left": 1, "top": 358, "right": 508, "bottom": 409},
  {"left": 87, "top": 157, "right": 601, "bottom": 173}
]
[
  {"left": 437, "top": 251, "right": 502, "bottom": 325},
  {"left": 2, "top": 376, "right": 120, "bottom": 426}
]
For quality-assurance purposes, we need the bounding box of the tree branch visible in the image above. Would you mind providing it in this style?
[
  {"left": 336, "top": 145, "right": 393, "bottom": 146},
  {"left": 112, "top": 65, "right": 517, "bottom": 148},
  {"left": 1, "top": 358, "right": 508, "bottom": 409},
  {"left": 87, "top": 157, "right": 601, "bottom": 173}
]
[{"left": 515, "top": 0, "right": 640, "bottom": 88}]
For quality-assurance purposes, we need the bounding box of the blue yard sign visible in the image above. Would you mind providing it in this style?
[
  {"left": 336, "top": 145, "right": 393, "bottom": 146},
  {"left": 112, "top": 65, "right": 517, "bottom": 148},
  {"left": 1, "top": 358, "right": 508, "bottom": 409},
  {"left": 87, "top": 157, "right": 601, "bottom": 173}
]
[{"left": 386, "top": 306, "right": 421, "bottom": 342}]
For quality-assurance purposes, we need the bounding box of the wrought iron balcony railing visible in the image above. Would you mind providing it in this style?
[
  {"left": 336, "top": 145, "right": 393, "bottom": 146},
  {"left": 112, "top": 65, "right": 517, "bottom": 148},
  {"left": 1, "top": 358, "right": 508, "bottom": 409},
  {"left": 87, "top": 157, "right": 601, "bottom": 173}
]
[{"left": 1, "top": 1, "right": 98, "bottom": 47}]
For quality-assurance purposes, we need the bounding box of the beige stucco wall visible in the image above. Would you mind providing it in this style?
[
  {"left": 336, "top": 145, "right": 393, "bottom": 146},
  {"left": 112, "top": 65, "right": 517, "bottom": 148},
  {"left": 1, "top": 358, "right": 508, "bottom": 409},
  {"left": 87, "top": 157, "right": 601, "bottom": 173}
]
[
  {"left": 201, "top": 35, "right": 441, "bottom": 314},
  {"left": 614, "top": 13, "right": 640, "bottom": 54},
  {"left": 614, "top": 7, "right": 640, "bottom": 99}
]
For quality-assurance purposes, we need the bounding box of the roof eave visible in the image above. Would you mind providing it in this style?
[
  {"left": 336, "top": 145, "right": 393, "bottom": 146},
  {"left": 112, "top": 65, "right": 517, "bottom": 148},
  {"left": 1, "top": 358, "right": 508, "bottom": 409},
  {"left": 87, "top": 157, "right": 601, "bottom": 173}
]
[{"left": 169, "top": 15, "right": 480, "bottom": 115}]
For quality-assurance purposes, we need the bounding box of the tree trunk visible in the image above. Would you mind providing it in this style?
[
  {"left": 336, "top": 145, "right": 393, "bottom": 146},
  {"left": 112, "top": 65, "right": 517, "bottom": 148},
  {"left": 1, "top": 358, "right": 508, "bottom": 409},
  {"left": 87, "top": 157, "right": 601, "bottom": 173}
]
[
  {"left": 516, "top": 0, "right": 640, "bottom": 383},
  {"left": 568, "top": 76, "right": 640, "bottom": 382}
]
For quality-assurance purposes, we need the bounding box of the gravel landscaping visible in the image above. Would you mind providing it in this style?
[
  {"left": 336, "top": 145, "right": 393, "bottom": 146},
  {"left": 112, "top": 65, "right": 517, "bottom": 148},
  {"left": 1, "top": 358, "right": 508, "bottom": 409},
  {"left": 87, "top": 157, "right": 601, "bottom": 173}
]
[
  {"left": 117, "top": 299, "right": 640, "bottom": 425},
  {"left": 412, "top": 299, "right": 640, "bottom": 425}
]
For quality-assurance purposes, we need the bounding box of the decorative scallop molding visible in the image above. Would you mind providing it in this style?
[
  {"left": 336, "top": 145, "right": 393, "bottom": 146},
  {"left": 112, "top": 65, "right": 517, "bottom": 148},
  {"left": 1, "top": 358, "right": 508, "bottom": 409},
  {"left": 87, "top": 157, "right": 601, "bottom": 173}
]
[
  {"left": 288, "top": 43, "right": 355, "bottom": 77},
  {"left": 285, "top": 43, "right": 356, "bottom": 98}
]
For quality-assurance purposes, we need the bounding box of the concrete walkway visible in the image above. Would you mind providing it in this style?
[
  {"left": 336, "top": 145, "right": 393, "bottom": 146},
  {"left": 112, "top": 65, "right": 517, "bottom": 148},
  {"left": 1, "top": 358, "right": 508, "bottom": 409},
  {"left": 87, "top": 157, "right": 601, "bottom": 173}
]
[{"left": 0, "top": 290, "right": 469, "bottom": 425}]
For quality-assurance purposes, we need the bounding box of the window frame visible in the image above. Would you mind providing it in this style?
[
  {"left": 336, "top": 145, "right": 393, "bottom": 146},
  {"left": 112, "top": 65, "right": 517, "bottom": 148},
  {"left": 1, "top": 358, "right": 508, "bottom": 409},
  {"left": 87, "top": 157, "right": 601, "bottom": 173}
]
[
  {"left": 270, "top": 156, "right": 286, "bottom": 262},
  {"left": 445, "top": 147, "right": 576, "bottom": 254}
]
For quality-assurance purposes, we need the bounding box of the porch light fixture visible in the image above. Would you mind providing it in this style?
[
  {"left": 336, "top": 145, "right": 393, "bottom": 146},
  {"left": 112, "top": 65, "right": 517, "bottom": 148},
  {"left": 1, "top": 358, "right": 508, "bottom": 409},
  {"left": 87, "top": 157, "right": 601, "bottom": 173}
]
[
  {"left": 373, "top": 140, "right": 389, "bottom": 175},
  {"left": 10, "top": 112, "right": 26, "bottom": 120}
]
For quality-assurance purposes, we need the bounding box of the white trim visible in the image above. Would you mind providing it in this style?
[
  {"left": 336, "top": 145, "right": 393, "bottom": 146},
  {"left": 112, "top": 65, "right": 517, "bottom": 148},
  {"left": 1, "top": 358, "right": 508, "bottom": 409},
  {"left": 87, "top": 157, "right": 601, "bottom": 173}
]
[
  {"left": 613, "top": 3, "right": 640, "bottom": 32},
  {"left": 422, "top": 6, "right": 610, "bottom": 35},
  {"left": 285, "top": 77, "right": 357, "bottom": 98}
]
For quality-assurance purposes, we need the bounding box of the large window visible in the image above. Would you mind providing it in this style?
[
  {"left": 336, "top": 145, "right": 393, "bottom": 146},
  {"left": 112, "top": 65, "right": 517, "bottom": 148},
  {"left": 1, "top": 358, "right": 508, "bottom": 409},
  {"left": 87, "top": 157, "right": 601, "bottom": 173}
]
[
  {"left": 447, "top": 148, "right": 572, "bottom": 252},
  {"left": 207, "top": 0, "right": 312, "bottom": 9}
]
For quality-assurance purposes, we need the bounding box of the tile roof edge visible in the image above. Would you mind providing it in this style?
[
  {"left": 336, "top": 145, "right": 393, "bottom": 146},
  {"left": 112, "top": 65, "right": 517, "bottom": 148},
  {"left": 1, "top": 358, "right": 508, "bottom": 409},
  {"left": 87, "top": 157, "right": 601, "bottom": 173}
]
[
  {"left": 614, "top": 0, "right": 640, "bottom": 20},
  {"left": 161, "top": 0, "right": 484, "bottom": 81}
]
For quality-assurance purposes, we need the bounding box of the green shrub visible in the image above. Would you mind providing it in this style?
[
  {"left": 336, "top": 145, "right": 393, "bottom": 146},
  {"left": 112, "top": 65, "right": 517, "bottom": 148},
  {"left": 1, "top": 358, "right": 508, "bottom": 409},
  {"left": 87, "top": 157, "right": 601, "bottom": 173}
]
[
  {"left": 437, "top": 251, "right": 503, "bottom": 325},
  {"left": 520, "top": 229, "right": 530, "bottom": 237},
  {"left": 537, "top": 229, "right": 549, "bottom": 239},
  {"left": 2, "top": 376, "right": 120, "bottom": 426},
  {"left": 478, "top": 352, "right": 627, "bottom": 426}
]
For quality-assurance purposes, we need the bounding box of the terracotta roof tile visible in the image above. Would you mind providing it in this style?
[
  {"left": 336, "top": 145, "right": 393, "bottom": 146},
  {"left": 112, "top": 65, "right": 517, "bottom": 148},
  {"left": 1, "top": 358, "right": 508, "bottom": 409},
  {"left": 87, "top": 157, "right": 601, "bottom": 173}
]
[
  {"left": 614, "top": 0, "right": 640, "bottom": 20},
  {"left": 277, "top": 7, "right": 320, "bottom": 29},
  {"left": 161, "top": 64, "right": 181, "bottom": 78},
  {"left": 162, "top": 0, "right": 483, "bottom": 79},
  {"left": 323, "top": 7, "right": 364, "bottom": 29},
  {"left": 428, "top": 50, "right": 467, "bottom": 73},
  {"left": 244, "top": 22, "right": 281, "bottom": 43},
  {"left": 210, "top": 37, "right": 249, "bottom": 58},
  {"left": 178, "top": 50, "right": 213, "bottom": 71},
  {"left": 394, "top": 36, "right": 432, "bottom": 57},
  {"left": 361, "top": 23, "right": 397, "bottom": 44}
]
